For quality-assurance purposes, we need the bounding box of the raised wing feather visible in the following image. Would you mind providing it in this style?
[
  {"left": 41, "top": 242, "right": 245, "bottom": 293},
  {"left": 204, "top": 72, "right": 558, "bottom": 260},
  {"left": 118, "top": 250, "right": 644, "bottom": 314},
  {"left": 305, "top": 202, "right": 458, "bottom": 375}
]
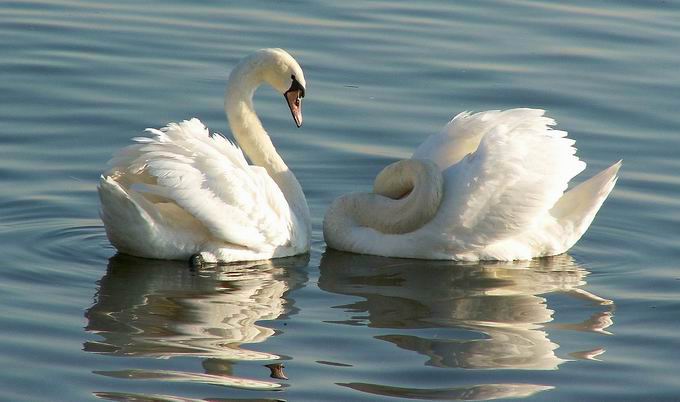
[
  {"left": 413, "top": 109, "right": 569, "bottom": 171},
  {"left": 106, "top": 118, "right": 292, "bottom": 251},
  {"left": 438, "top": 109, "right": 586, "bottom": 247},
  {"left": 413, "top": 110, "right": 501, "bottom": 169}
]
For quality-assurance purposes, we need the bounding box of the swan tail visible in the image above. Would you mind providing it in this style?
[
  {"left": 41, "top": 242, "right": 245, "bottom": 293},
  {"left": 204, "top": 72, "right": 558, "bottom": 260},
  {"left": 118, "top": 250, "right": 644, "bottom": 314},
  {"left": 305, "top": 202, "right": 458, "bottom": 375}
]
[
  {"left": 548, "top": 160, "right": 622, "bottom": 251},
  {"left": 98, "top": 175, "right": 159, "bottom": 257}
]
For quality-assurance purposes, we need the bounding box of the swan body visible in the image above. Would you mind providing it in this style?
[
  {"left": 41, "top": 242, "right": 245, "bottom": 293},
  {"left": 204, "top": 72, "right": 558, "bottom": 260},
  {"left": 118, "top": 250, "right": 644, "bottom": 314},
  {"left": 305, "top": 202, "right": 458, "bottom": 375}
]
[
  {"left": 99, "top": 49, "right": 310, "bottom": 263},
  {"left": 324, "top": 108, "right": 621, "bottom": 261}
]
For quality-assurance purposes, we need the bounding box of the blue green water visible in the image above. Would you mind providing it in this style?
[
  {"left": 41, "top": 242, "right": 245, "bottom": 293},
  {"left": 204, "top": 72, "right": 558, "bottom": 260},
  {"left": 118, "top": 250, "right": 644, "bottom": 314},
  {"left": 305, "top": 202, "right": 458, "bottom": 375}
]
[{"left": 1, "top": 1, "right": 679, "bottom": 400}]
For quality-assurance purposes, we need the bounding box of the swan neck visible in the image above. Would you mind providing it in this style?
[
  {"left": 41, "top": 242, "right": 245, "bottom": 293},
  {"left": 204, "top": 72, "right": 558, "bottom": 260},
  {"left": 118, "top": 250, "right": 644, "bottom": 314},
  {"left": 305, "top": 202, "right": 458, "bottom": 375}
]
[
  {"left": 329, "top": 159, "right": 443, "bottom": 235},
  {"left": 224, "top": 55, "right": 310, "bottom": 232},
  {"left": 225, "top": 60, "right": 287, "bottom": 174}
]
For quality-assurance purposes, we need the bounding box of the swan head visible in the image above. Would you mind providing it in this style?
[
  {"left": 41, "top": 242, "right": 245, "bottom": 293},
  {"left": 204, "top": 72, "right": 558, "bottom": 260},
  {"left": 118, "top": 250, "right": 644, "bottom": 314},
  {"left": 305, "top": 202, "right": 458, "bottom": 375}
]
[{"left": 259, "top": 48, "right": 306, "bottom": 128}]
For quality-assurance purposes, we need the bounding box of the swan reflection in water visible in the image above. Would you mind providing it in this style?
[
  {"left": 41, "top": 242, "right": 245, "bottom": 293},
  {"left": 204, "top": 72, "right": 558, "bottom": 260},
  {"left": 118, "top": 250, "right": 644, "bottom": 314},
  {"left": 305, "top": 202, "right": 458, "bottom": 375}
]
[
  {"left": 84, "top": 253, "right": 308, "bottom": 395},
  {"left": 319, "top": 250, "right": 614, "bottom": 400}
]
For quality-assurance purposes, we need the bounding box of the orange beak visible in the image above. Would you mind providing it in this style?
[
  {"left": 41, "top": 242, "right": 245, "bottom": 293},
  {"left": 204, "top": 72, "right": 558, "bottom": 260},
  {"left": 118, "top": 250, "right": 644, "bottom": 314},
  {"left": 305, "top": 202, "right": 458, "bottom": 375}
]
[{"left": 284, "top": 88, "right": 303, "bottom": 128}]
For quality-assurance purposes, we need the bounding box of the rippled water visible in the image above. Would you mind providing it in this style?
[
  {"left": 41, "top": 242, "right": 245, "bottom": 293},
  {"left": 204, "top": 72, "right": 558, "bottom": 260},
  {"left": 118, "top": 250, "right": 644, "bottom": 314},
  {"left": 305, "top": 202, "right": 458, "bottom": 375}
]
[{"left": 2, "top": 1, "right": 680, "bottom": 400}]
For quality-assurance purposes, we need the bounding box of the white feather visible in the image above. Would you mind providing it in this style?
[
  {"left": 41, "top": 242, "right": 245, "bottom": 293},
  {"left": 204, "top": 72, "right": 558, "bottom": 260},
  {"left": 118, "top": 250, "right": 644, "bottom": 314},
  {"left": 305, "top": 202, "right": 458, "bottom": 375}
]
[
  {"left": 99, "top": 119, "right": 301, "bottom": 260},
  {"left": 324, "top": 108, "right": 621, "bottom": 261},
  {"left": 99, "top": 49, "right": 310, "bottom": 263}
]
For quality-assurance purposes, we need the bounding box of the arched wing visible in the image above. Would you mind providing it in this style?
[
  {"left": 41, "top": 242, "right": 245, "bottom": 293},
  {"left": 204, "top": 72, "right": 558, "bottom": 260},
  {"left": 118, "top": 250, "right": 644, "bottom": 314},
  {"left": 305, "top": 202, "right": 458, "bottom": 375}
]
[
  {"left": 438, "top": 109, "right": 586, "bottom": 247},
  {"left": 106, "top": 118, "right": 293, "bottom": 250},
  {"left": 413, "top": 109, "right": 573, "bottom": 171},
  {"left": 413, "top": 110, "right": 503, "bottom": 169}
]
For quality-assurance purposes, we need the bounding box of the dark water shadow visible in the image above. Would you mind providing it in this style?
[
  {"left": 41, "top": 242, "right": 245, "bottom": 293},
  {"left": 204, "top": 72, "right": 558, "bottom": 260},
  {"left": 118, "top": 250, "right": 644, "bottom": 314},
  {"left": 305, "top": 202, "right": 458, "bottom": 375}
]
[
  {"left": 319, "top": 250, "right": 614, "bottom": 400},
  {"left": 85, "top": 253, "right": 309, "bottom": 397}
]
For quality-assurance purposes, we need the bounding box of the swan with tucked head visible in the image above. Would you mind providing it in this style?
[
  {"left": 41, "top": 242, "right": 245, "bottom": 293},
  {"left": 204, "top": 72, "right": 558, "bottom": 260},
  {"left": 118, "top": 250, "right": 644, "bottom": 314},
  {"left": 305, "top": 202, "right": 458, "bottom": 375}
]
[
  {"left": 99, "top": 48, "right": 310, "bottom": 265},
  {"left": 323, "top": 109, "right": 621, "bottom": 261}
]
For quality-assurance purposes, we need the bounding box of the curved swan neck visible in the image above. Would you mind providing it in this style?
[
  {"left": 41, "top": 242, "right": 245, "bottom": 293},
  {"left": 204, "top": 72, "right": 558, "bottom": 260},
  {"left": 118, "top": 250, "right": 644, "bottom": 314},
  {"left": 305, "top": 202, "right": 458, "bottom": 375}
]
[
  {"left": 327, "top": 159, "right": 443, "bottom": 236},
  {"left": 224, "top": 53, "right": 310, "bottom": 234},
  {"left": 225, "top": 55, "right": 287, "bottom": 174}
]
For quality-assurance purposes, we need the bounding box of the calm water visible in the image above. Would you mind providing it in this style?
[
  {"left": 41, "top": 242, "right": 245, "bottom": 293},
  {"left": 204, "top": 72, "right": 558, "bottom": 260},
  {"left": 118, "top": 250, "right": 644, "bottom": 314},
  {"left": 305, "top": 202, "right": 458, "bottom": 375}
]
[{"left": 1, "top": 1, "right": 679, "bottom": 400}]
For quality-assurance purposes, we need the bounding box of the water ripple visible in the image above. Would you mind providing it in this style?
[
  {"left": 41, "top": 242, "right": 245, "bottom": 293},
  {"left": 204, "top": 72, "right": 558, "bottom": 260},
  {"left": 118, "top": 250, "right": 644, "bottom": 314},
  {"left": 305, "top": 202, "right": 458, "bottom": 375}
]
[
  {"left": 94, "top": 369, "right": 283, "bottom": 390},
  {"left": 2, "top": 0, "right": 680, "bottom": 400},
  {"left": 339, "top": 382, "right": 555, "bottom": 401}
]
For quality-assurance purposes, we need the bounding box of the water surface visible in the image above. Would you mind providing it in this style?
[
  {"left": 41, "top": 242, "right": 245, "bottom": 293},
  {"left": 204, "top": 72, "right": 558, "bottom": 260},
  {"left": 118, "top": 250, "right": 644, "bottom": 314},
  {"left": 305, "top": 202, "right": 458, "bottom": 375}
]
[{"left": 1, "top": 1, "right": 680, "bottom": 400}]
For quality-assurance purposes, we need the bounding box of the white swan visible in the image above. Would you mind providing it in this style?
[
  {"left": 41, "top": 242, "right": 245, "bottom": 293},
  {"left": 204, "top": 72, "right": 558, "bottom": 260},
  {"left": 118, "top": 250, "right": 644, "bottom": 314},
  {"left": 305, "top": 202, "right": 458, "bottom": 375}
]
[
  {"left": 324, "top": 108, "right": 621, "bottom": 261},
  {"left": 98, "top": 49, "right": 310, "bottom": 264}
]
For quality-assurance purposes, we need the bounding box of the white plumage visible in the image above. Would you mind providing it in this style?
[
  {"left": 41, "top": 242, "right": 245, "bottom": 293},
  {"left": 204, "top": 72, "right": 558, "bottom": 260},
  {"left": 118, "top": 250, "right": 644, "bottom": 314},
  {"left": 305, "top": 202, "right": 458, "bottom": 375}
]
[
  {"left": 324, "top": 108, "right": 621, "bottom": 261},
  {"left": 99, "top": 49, "right": 310, "bottom": 264}
]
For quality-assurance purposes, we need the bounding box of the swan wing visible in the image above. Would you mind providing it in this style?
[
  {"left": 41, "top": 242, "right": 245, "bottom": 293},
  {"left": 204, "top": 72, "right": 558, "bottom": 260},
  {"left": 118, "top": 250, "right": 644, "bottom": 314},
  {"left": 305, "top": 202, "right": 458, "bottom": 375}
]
[
  {"left": 413, "top": 110, "right": 502, "bottom": 169},
  {"left": 105, "top": 118, "right": 293, "bottom": 251},
  {"left": 439, "top": 109, "right": 586, "bottom": 247},
  {"left": 413, "top": 109, "right": 572, "bottom": 170}
]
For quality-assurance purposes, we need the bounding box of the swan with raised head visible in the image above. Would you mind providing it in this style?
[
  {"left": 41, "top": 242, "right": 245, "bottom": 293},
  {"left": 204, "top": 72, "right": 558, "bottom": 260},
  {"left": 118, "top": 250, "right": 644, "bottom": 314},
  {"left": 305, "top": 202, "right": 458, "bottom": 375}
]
[
  {"left": 98, "top": 48, "right": 310, "bottom": 264},
  {"left": 323, "top": 108, "right": 621, "bottom": 261}
]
